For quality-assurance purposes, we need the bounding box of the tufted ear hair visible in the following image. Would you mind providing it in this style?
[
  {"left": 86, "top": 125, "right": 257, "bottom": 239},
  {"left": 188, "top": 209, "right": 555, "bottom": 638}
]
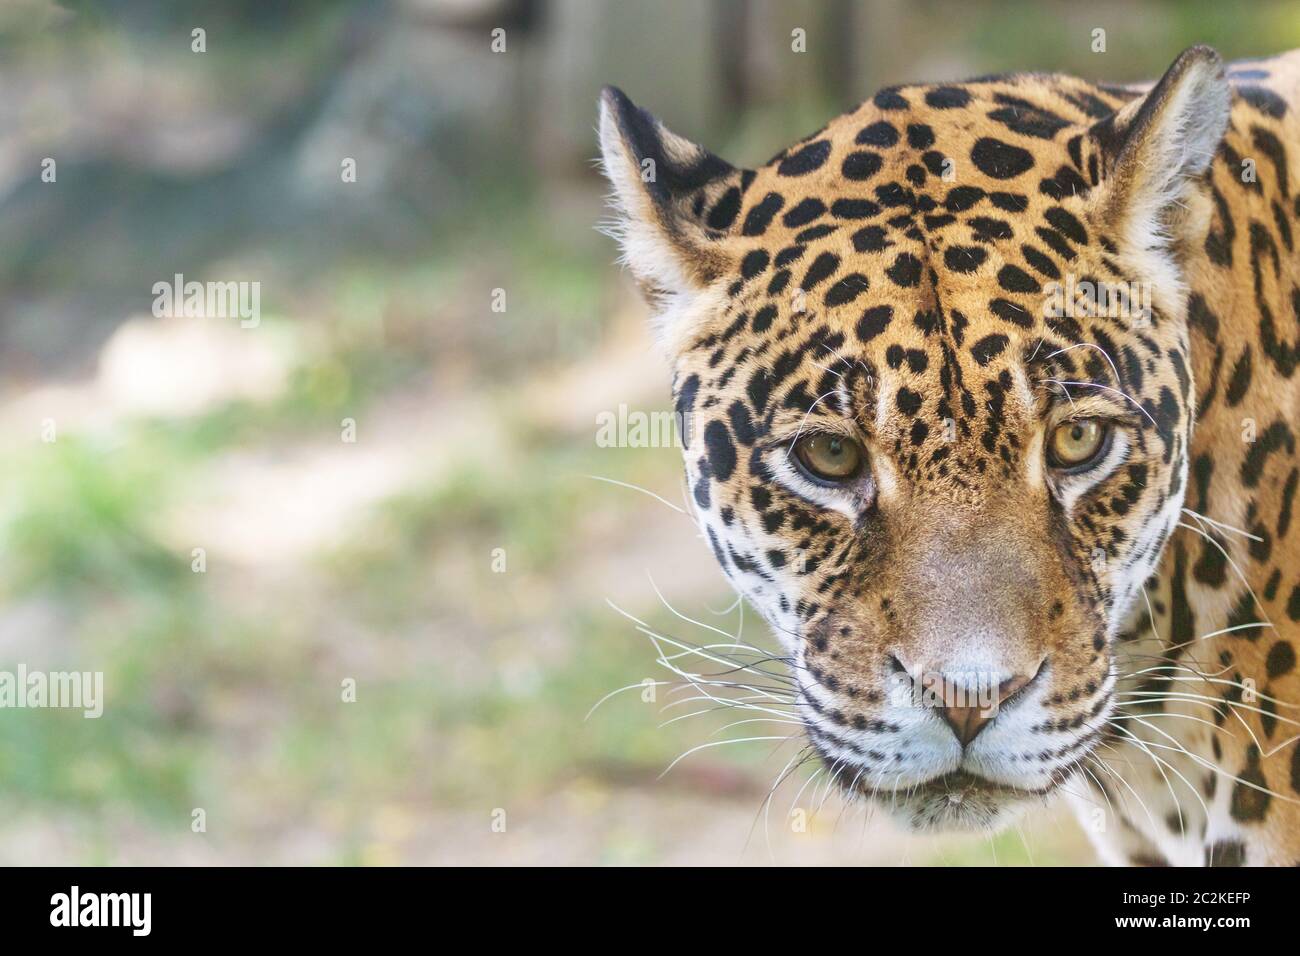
[
  {"left": 598, "top": 86, "right": 750, "bottom": 348},
  {"left": 1089, "top": 46, "right": 1230, "bottom": 310}
]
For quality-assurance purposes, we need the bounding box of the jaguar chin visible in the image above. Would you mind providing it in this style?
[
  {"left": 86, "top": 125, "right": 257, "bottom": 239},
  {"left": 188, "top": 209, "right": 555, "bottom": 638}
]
[
  {"left": 601, "top": 44, "right": 1300, "bottom": 865},
  {"left": 859, "top": 771, "right": 1050, "bottom": 832}
]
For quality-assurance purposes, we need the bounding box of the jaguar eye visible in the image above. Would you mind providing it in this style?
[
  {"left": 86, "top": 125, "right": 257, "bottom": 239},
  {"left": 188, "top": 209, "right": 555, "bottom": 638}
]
[
  {"left": 792, "top": 433, "right": 864, "bottom": 483},
  {"left": 1048, "top": 419, "right": 1110, "bottom": 470}
]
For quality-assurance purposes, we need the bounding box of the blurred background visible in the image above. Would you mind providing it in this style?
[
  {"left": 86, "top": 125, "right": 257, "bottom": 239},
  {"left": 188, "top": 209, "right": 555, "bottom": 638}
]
[{"left": 0, "top": 0, "right": 1295, "bottom": 866}]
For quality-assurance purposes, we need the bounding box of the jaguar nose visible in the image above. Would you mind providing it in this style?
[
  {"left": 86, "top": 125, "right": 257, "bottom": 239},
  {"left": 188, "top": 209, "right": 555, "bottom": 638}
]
[{"left": 932, "top": 672, "right": 1032, "bottom": 746}]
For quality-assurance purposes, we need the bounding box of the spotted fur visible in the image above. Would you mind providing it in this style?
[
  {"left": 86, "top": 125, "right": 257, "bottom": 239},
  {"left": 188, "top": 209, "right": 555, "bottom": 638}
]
[{"left": 599, "top": 46, "right": 1300, "bottom": 865}]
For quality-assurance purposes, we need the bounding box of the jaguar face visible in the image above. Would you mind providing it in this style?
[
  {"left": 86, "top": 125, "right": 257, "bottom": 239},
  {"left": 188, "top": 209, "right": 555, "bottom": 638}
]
[{"left": 599, "top": 48, "right": 1229, "bottom": 830}]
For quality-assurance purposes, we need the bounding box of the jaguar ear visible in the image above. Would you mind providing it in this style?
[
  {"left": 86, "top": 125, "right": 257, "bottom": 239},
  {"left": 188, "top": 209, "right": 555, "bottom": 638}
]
[
  {"left": 1091, "top": 45, "right": 1230, "bottom": 308},
  {"left": 598, "top": 86, "right": 749, "bottom": 347}
]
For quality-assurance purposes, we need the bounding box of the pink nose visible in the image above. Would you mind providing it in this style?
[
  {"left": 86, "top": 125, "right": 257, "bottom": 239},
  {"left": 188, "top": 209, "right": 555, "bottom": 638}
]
[{"left": 929, "top": 673, "right": 1032, "bottom": 746}]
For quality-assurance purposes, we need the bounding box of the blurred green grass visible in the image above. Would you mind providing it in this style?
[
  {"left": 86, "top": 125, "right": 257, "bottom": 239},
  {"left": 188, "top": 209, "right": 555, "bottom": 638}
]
[{"left": 0, "top": 214, "right": 785, "bottom": 860}]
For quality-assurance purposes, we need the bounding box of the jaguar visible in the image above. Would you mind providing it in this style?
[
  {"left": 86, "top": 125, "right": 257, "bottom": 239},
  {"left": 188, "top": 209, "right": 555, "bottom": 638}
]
[{"left": 598, "top": 46, "right": 1300, "bottom": 866}]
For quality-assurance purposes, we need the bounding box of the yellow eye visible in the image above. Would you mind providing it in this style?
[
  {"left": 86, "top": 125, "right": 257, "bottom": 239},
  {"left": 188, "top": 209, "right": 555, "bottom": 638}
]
[
  {"left": 793, "top": 433, "right": 864, "bottom": 483},
  {"left": 1048, "top": 419, "right": 1109, "bottom": 469}
]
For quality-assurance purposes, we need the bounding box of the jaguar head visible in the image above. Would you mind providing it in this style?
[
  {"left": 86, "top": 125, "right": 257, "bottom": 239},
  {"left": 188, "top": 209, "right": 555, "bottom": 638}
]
[{"left": 598, "top": 47, "right": 1229, "bottom": 830}]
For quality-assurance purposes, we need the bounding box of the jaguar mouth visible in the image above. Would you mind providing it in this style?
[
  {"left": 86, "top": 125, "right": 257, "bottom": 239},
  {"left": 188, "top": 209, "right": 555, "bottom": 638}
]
[
  {"left": 910, "top": 770, "right": 1037, "bottom": 799},
  {"left": 845, "top": 769, "right": 1048, "bottom": 803},
  {"left": 806, "top": 713, "right": 1106, "bottom": 831},
  {"left": 853, "top": 770, "right": 1050, "bottom": 832},
  {"left": 839, "top": 753, "right": 1099, "bottom": 832}
]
